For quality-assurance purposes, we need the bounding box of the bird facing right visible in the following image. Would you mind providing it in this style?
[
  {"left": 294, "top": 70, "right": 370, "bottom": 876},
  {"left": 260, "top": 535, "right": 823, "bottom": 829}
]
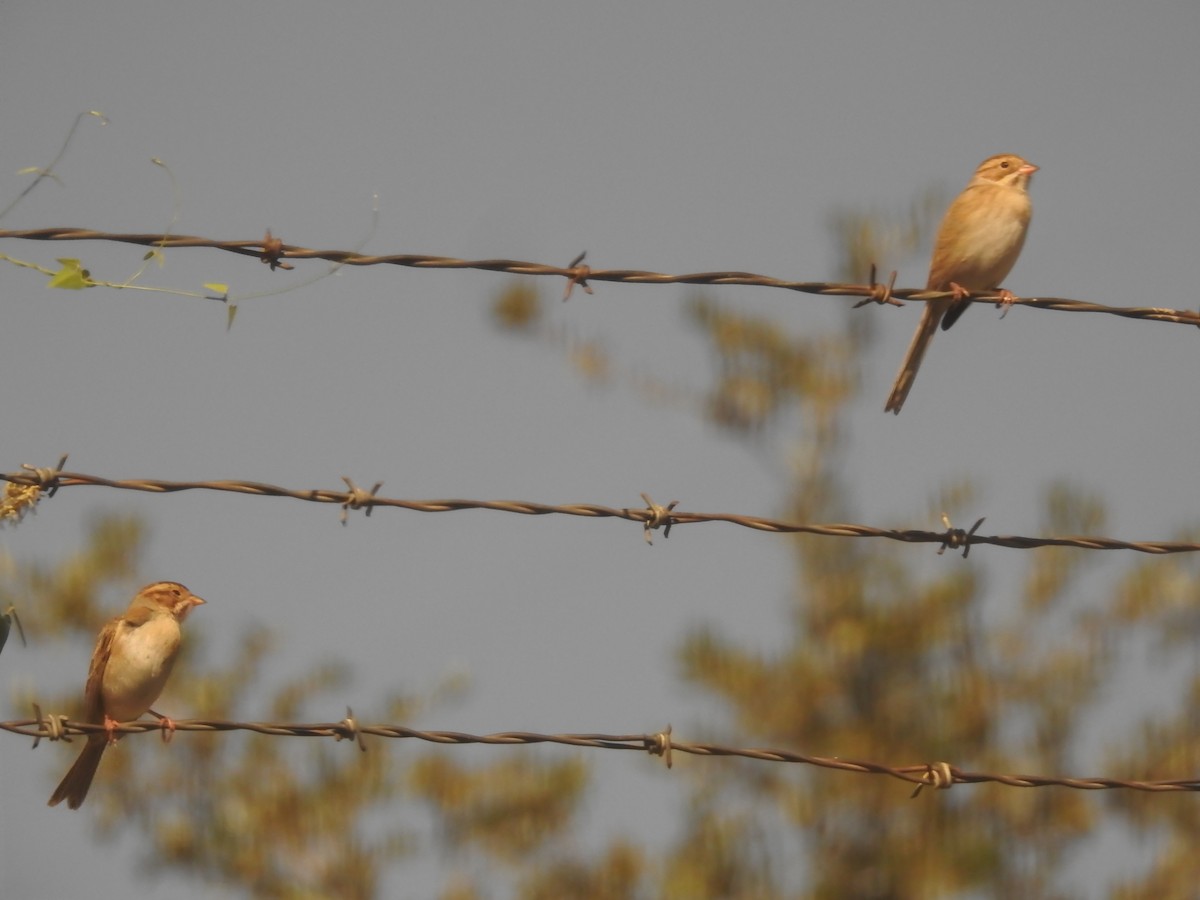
[
  {"left": 48, "top": 581, "right": 205, "bottom": 810},
  {"left": 884, "top": 153, "right": 1037, "bottom": 414}
]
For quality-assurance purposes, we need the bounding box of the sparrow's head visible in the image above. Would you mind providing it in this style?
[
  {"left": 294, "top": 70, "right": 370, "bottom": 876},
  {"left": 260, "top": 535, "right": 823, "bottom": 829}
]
[
  {"left": 137, "top": 581, "right": 206, "bottom": 620},
  {"left": 972, "top": 154, "right": 1038, "bottom": 191}
]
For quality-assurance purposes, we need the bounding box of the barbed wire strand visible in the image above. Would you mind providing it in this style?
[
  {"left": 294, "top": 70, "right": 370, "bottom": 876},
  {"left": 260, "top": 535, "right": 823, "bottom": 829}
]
[
  {"left": 2, "top": 228, "right": 1198, "bottom": 325},
  {"left": 3, "top": 462, "right": 1199, "bottom": 555},
  {"left": 6, "top": 713, "right": 1196, "bottom": 794}
]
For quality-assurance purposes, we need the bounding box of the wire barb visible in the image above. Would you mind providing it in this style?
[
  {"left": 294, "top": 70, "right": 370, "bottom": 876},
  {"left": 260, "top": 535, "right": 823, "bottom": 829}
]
[
  {"left": 562, "top": 250, "right": 593, "bottom": 301},
  {"left": 1, "top": 455, "right": 67, "bottom": 526},
  {"left": 853, "top": 264, "right": 902, "bottom": 308},
  {"left": 338, "top": 707, "right": 368, "bottom": 752},
  {"left": 258, "top": 229, "right": 294, "bottom": 271},
  {"left": 646, "top": 724, "right": 673, "bottom": 769},
  {"left": 911, "top": 761, "right": 956, "bottom": 798},
  {"left": 340, "top": 477, "right": 384, "bottom": 525},
  {"left": 31, "top": 705, "right": 70, "bottom": 748},
  {"left": 937, "top": 514, "right": 985, "bottom": 558},
  {"left": 637, "top": 493, "right": 678, "bottom": 545},
  {"left": 24, "top": 453, "right": 68, "bottom": 497}
]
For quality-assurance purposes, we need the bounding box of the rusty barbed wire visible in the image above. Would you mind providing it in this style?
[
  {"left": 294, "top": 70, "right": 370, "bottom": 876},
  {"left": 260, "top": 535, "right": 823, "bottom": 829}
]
[
  {"left": 6, "top": 712, "right": 1197, "bottom": 794},
  {"left": 2, "top": 227, "right": 1199, "bottom": 325},
  {"left": 4, "top": 461, "right": 1199, "bottom": 555}
]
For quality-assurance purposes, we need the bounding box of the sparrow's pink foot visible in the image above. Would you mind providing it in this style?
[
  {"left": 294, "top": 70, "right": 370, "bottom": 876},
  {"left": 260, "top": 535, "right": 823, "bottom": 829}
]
[{"left": 149, "top": 709, "right": 177, "bottom": 743}]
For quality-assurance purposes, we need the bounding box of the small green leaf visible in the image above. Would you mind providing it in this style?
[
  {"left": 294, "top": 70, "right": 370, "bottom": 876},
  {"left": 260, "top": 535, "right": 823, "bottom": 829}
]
[
  {"left": 226, "top": 303, "right": 239, "bottom": 330},
  {"left": 48, "top": 258, "right": 91, "bottom": 290},
  {"left": 0, "top": 607, "right": 25, "bottom": 658}
]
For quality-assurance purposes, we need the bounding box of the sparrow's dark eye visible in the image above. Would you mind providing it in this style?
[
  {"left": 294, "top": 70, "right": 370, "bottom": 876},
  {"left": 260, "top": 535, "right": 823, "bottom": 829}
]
[{"left": 1000, "top": 161, "right": 1010, "bottom": 168}]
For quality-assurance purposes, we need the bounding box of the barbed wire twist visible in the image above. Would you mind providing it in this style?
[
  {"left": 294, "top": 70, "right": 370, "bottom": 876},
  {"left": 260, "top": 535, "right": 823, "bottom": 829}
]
[
  {"left": 3, "top": 462, "right": 1199, "bottom": 556},
  {"left": 3, "top": 228, "right": 1200, "bottom": 325},
  {"left": 7, "top": 712, "right": 1196, "bottom": 794}
]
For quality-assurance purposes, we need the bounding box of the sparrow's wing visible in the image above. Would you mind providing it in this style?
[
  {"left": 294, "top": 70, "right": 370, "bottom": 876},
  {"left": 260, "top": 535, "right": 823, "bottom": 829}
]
[{"left": 80, "top": 617, "right": 120, "bottom": 724}]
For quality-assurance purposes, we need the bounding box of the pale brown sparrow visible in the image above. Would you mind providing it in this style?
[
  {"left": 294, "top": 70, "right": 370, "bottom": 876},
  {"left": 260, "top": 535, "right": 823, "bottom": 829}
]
[
  {"left": 48, "top": 581, "right": 205, "bottom": 809},
  {"left": 885, "top": 153, "right": 1037, "bottom": 413}
]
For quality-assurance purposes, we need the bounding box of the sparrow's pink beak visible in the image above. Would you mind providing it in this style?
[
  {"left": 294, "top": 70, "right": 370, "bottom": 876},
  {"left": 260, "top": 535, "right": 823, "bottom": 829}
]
[{"left": 1020, "top": 163, "right": 1039, "bottom": 175}]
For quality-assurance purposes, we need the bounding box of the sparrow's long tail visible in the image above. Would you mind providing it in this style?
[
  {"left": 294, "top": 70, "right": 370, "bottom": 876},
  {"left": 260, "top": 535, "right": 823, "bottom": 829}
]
[
  {"left": 884, "top": 299, "right": 948, "bottom": 414},
  {"left": 48, "top": 735, "right": 106, "bottom": 809}
]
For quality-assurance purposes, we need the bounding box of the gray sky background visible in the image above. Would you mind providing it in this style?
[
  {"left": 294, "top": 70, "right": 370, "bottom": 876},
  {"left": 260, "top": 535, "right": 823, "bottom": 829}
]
[{"left": 3, "top": 1, "right": 1199, "bottom": 896}]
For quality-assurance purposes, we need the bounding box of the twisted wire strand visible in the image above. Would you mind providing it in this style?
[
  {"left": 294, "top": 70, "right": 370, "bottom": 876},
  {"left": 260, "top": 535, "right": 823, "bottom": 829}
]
[
  {"left": 2, "top": 227, "right": 1198, "bottom": 324},
  {"left": 8, "top": 715, "right": 1195, "bottom": 793},
  {"left": 4, "top": 465, "right": 1198, "bottom": 555}
]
